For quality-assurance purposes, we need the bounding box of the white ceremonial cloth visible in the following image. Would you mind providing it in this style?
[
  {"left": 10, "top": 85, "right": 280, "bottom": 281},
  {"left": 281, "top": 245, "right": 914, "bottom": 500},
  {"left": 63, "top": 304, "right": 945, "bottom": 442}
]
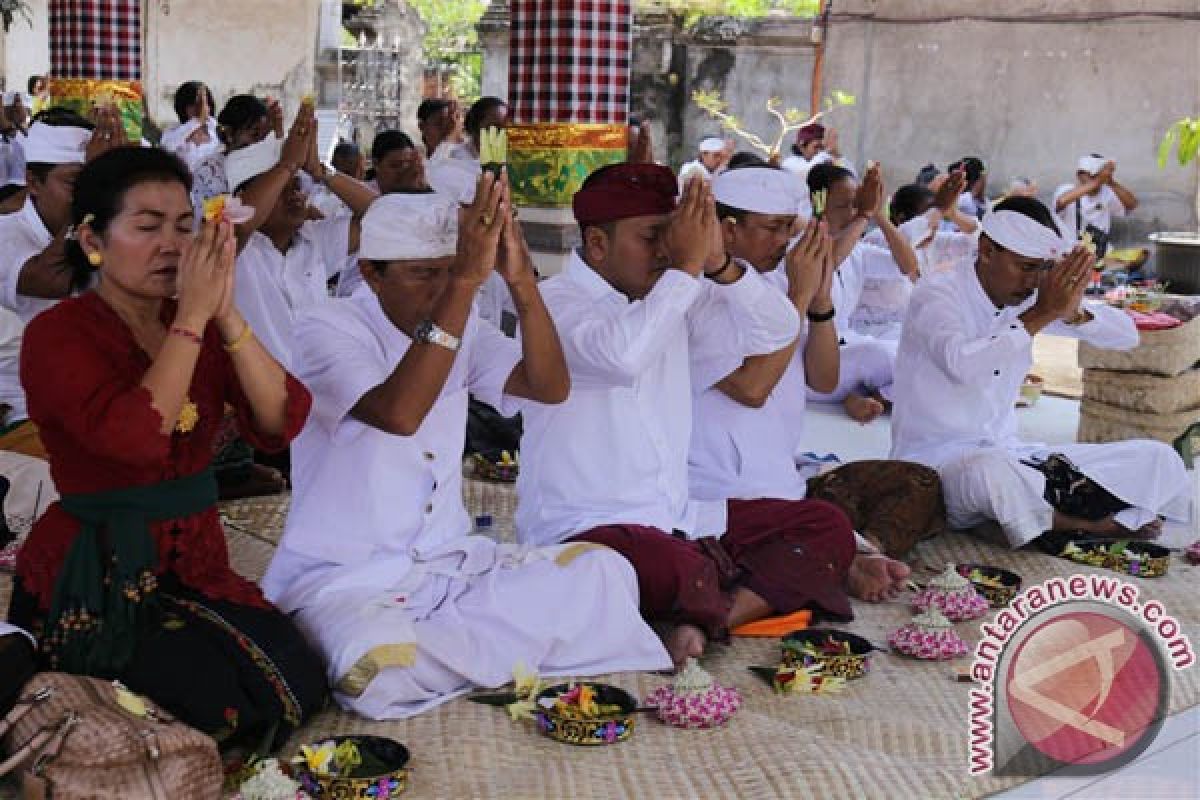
[
  {"left": 515, "top": 251, "right": 800, "bottom": 545},
  {"left": 890, "top": 261, "right": 1191, "bottom": 546},
  {"left": 234, "top": 216, "right": 349, "bottom": 369},
  {"left": 263, "top": 291, "right": 669, "bottom": 718}
]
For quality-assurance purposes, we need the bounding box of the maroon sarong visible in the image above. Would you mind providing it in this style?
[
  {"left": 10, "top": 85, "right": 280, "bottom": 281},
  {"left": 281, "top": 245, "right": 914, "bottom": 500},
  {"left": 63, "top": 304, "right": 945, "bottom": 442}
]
[{"left": 571, "top": 497, "right": 855, "bottom": 638}]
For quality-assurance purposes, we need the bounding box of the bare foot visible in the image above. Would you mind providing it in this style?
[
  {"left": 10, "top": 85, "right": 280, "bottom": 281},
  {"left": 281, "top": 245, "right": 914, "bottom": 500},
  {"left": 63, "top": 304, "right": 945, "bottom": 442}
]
[
  {"left": 847, "top": 554, "right": 911, "bottom": 602},
  {"left": 844, "top": 393, "right": 885, "bottom": 424},
  {"left": 1057, "top": 513, "right": 1164, "bottom": 540},
  {"left": 1102, "top": 516, "right": 1163, "bottom": 539},
  {"left": 664, "top": 624, "right": 707, "bottom": 670}
]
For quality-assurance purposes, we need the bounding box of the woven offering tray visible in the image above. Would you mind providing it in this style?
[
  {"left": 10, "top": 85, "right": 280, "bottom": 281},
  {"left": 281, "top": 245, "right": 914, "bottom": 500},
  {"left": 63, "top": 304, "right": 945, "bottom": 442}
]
[
  {"left": 534, "top": 683, "right": 638, "bottom": 746},
  {"left": 955, "top": 563, "right": 1022, "bottom": 608},
  {"left": 781, "top": 629, "right": 876, "bottom": 679},
  {"left": 1059, "top": 538, "right": 1170, "bottom": 578}
]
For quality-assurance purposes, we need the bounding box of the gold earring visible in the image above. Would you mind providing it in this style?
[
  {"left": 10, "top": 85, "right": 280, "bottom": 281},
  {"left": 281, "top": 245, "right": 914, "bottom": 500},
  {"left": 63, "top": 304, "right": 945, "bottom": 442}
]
[{"left": 87, "top": 251, "right": 103, "bottom": 267}]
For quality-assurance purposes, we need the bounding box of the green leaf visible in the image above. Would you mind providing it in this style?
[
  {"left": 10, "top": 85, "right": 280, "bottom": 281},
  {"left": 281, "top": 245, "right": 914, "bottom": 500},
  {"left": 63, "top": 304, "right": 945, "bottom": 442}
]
[
  {"left": 831, "top": 90, "right": 857, "bottom": 107},
  {"left": 1158, "top": 123, "right": 1180, "bottom": 170},
  {"left": 1186, "top": 120, "right": 1200, "bottom": 165},
  {"left": 1179, "top": 122, "right": 1200, "bottom": 167}
]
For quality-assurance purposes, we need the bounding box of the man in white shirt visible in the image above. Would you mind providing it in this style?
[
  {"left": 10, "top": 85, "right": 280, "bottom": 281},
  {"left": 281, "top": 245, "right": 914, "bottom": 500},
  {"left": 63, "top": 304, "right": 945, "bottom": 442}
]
[
  {"left": 230, "top": 104, "right": 378, "bottom": 368},
  {"left": 0, "top": 110, "right": 126, "bottom": 455},
  {"left": 854, "top": 175, "right": 980, "bottom": 340},
  {"left": 515, "top": 164, "right": 858, "bottom": 666},
  {"left": 891, "top": 197, "right": 1189, "bottom": 548},
  {"left": 417, "top": 97, "right": 461, "bottom": 161},
  {"left": 263, "top": 182, "right": 669, "bottom": 719},
  {"left": 781, "top": 124, "right": 845, "bottom": 219},
  {"left": 946, "top": 156, "right": 988, "bottom": 222},
  {"left": 702, "top": 167, "right": 939, "bottom": 582},
  {"left": 805, "top": 162, "right": 918, "bottom": 423},
  {"left": 1053, "top": 154, "right": 1138, "bottom": 256},
  {"left": 781, "top": 123, "right": 838, "bottom": 179},
  {"left": 677, "top": 136, "right": 729, "bottom": 192}
]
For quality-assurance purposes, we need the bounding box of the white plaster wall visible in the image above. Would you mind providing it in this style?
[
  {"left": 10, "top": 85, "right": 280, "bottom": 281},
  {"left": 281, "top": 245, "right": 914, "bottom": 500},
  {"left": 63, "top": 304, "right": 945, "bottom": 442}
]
[
  {"left": 822, "top": 0, "right": 1200, "bottom": 236},
  {"left": 1, "top": 0, "right": 320, "bottom": 130},
  {"left": 2, "top": 0, "right": 50, "bottom": 93},
  {"left": 143, "top": 0, "right": 321, "bottom": 129}
]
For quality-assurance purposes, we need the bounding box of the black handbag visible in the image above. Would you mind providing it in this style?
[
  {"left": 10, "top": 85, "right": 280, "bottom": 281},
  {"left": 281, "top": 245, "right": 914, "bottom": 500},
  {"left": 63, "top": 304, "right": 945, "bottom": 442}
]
[
  {"left": 465, "top": 396, "right": 522, "bottom": 457},
  {"left": 0, "top": 631, "right": 36, "bottom": 715}
]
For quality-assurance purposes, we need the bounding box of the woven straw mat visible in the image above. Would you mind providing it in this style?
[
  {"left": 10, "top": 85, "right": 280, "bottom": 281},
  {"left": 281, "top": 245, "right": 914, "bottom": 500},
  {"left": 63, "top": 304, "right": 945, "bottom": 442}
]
[{"left": 2, "top": 480, "right": 1197, "bottom": 799}]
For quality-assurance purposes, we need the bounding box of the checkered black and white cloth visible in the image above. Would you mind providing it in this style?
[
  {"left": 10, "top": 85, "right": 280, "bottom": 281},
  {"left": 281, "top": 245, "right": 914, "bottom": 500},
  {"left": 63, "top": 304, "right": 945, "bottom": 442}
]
[
  {"left": 508, "top": 0, "right": 632, "bottom": 125},
  {"left": 49, "top": 0, "right": 142, "bottom": 80}
]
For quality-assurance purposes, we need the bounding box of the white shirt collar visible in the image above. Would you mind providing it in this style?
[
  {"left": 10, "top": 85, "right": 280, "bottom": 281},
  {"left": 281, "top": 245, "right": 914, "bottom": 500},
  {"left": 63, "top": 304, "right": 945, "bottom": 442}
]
[
  {"left": 564, "top": 249, "right": 626, "bottom": 305},
  {"left": 20, "top": 195, "right": 53, "bottom": 248}
]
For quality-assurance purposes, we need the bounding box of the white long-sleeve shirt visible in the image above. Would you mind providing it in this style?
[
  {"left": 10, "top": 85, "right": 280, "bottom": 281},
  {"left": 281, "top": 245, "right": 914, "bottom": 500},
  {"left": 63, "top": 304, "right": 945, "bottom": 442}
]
[
  {"left": 689, "top": 260, "right": 811, "bottom": 502},
  {"left": 234, "top": 217, "right": 349, "bottom": 369},
  {"left": 890, "top": 262, "right": 1138, "bottom": 467},
  {"left": 263, "top": 291, "right": 521, "bottom": 598},
  {"left": 515, "top": 252, "right": 801, "bottom": 546}
]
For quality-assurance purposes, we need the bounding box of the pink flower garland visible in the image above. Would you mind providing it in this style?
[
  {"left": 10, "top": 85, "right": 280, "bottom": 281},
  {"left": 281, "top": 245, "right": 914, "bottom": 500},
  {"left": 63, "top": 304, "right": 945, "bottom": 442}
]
[
  {"left": 645, "top": 684, "right": 742, "bottom": 729},
  {"left": 911, "top": 586, "right": 990, "bottom": 622},
  {"left": 888, "top": 623, "right": 968, "bottom": 660}
]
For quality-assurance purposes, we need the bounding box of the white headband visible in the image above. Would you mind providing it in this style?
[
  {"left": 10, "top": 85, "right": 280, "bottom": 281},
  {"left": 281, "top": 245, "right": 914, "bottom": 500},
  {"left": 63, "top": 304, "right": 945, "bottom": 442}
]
[
  {"left": 981, "top": 210, "right": 1070, "bottom": 260},
  {"left": 359, "top": 192, "right": 459, "bottom": 261},
  {"left": 23, "top": 121, "right": 90, "bottom": 165},
  {"left": 712, "top": 167, "right": 799, "bottom": 215},
  {"left": 698, "top": 137, "right": 725, "bottom": 153},
  {"left": 224, "top": 134, "right": 282, "bottom": 192},
  {"left": 1077, "top": 155, "right": 1106, "bottom": 176}
]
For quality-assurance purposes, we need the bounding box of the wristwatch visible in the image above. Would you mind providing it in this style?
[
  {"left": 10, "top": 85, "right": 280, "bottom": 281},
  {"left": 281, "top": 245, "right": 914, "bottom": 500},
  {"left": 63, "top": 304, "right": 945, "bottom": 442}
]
[{"left": 413, "top": 319, "right": 461, "bottom": 352}]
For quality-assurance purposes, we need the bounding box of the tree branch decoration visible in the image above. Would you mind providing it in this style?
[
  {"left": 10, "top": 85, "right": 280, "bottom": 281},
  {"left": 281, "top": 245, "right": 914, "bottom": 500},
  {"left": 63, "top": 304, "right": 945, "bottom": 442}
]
[{"left": 692, "top": 89, "right": 855, "bottom": 159}]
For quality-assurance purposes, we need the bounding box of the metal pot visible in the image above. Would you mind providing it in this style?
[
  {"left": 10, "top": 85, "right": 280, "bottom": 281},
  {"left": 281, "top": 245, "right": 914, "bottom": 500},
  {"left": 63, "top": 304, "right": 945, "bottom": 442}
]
[{"left": 1150, "top": 232, "right": 1200, "bottom": 294}]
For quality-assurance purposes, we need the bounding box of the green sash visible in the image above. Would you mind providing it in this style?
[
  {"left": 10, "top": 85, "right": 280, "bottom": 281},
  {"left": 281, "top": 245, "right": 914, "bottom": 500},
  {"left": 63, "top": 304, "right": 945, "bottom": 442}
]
[{"left": 46, "top": 468, "right": 217, "bottom": 675}]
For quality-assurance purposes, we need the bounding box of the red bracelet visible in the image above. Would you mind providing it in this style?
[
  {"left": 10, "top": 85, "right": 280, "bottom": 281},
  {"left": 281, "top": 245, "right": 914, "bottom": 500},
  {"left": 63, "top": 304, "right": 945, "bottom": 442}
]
[{"left": 169, "top": 326, "right": 204, "bottom": 346}]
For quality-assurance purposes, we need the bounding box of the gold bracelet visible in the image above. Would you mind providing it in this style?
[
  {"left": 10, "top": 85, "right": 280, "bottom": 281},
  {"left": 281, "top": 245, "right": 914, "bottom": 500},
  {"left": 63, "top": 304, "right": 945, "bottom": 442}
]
[{"left": 223, "top": 321, "right": 253, "bottom": 353}]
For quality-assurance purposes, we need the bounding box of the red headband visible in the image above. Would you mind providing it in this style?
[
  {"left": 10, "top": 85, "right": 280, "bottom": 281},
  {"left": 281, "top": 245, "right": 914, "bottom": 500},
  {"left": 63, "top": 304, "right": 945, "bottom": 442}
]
[
  {"left": 573, "top": 163, "right": 678, "bottom": 227},
  {"left": 795, "top": 123, "right": 825, "bottom": 145}
]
